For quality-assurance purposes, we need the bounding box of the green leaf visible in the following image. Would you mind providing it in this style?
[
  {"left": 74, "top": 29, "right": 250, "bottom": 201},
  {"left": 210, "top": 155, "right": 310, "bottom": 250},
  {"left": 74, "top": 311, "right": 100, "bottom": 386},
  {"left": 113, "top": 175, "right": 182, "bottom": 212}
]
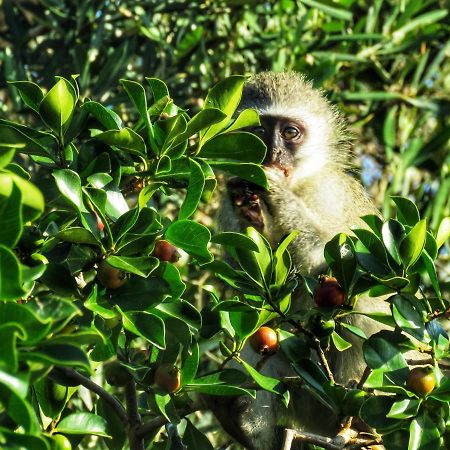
[
  {"left": 436, "top": 217, "right": 450, "bottom": 249},
  {"left": 302, "top": 0, "right": 353, "bottom": 21},
  {"left": 154, "top": 391, "right": 179, "bottom": 424},
  {"left": 208, "top": 161, "right": 267, "bottom": 188},
  {"left": 0, "top": 244, "right": 25, "bottom": 300},
  {"left": 229, "top": 310, "right": 259, "bottom": 340},
  {"left": 183, "top": 418, "right": 214, "bottom": 450},
  {"left": 39, "top": 77, "right": 77, "bottom": 135},
  {"left": 26, "top": 343, "right": 90, "bottom": 371},
  {"left": 146, "top": 77, "right": 169, "bottom": 103},
  {"left": 324, "top": 233, "right": 356, "bottom": 292},
  {"left": 0, "top": 324, "right": 22, "bottom": 371},
  {"left": 386, "top": 398, "right": 421, "bottom": 419},
  {"left": 408, "top": 411, "right": 441, "bottom": 450},
  {"left": 392, "top": 196, "right": 420, "bottom": 227},
  {"left": 121, "top": 310, "right": 165, "bottom": 349},
  {"left": 8, "top": 80, "right": 44, "bottom": 112},
  {"left": 360, "top": 396, "right": 403, "bottom": 433},
  {"left": 57, "top": 227, "right": 100, "bottom": 245},
  {"left": 154, "top": 300, "right": 201, "bottom": 331},
  {"left": 363, "top": 336, "right": 408, "bottom": 373},
  {"left": 171, "top": 109, "right": 227, "bottom": 148},
  {"left": 93, "top": 128, "right": 147, "bottom": 156},
  {"left": 200, "top": 75, "right": 246, "bottom": 142},
  {"left": 399, "top": 219, "right": 427, "bottom": 269},
  {"left": 34, "top": 377, "right": 68, "bottom": 420},
  {"left": 179, "top": 159, "right": 205, "bottom": 220},
  {"left": 0, "top": 428, "right": 48, "bottom": 450},
  {"left": 273, "top": 231, "right": 298, "bottom": 286},
  {"left": 391, "top": 294, "right": 427, "bottom": 342},
  {"left": 53, "top": 169, "right": 88, "bottom": 213},
  {"left": 165, "top": 220, "right": 213, "bottom": 265},
  {"left": 0, "top": 302, "right": 51, "bottom": 344},
  {"left": 331, "top": 331, "right": 352, "bottom": 351},
  {"left": 198, "top": 132, "right": 266, "bottom": 163},
  {"left": 211, "top": 232, "right": 259, "bottom": 252},
  {"left": 54, "top": 412, "right": 111, "bottom": 438},
  {"left": 246, "top": 227, "right": 272, "bottom": 283},
  {"left": 105, "top": 255, "right": 159, "bottom": 278},
  {"left": 181, "top": 342, "right": 199, "bottom": 385},
  {"left": 0, "top": 148, "right": 15, "bottom": 169},
  {"left": 186, "top": 369, "right": 254, "bottom": 397},
  {"left": 0, "top": 183, "right": 22, "bottom": 247},
  {"left": 81, "top": 101, "right": 123, "bottom": 130},
  {"left": 0, "top": 123, "right": 51, "bottom": 157},
  {"left": 240, "top": 359, "right": 289, "bottom": 406},
  {"left": 225, "top": 108, "right": 260, "bottom": 133},
  {"left": 0, "top": 171, "right": 44, "bottom": 221},
  {"left": 120, "top": 79, "right": 155, "bottom": 153},
  {"left": 176, "top": 25, "right": 204, "bottom": 57},
  {"left": 0, "top": 368, "right": 29, "bottom": 399},
  {"left": 382, "top": 219, "right": 406, "bottom": 265}
]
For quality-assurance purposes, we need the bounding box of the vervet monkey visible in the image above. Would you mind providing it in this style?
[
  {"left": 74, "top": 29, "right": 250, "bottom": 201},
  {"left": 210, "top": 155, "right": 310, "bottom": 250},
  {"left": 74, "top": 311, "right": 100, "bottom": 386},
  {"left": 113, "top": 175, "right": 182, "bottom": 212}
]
[{"left": 210, "top": 72, "right": 390, "bottom": 449}]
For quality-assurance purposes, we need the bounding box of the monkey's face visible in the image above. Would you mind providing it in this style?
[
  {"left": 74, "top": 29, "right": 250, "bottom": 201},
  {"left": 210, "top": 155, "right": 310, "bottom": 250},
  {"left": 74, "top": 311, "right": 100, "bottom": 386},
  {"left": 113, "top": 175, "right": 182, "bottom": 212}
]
[{"left": 249, "top": 116, "right": 304, "bottom": 177}]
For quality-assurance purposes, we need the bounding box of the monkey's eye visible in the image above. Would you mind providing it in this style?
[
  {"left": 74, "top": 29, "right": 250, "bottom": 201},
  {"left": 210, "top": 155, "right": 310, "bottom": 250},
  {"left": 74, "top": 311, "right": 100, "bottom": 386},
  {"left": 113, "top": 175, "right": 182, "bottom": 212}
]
[
  {"left": 281, "top": 126, "right": 301, "bottom": 140},
  {"left": 251, "top": 126, "right": 266, "bottom": 137}
]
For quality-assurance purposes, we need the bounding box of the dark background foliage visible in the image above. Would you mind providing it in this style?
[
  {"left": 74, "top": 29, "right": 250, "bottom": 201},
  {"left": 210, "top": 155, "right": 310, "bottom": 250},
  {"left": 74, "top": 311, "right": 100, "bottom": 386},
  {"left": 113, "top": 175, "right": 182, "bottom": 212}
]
[{"left": 1, "top": 0, "right": 449, "bottom": 222}]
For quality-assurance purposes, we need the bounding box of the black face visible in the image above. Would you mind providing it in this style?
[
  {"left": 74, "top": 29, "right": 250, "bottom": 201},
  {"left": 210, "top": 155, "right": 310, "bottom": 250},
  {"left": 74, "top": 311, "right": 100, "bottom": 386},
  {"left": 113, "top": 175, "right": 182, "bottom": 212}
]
[{"left": 249, "top": 115, "right": 305, "bottom": 174}]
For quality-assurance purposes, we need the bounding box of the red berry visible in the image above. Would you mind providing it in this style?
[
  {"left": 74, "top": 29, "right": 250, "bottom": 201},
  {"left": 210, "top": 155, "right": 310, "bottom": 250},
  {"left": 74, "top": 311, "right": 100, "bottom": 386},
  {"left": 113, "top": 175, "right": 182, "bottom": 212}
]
[
  {"left": 313, "top": 276, "right": 346, "bottom": 307},
  {"left": 154, "top": 363, "right": 181, "bottom": 393},
  {"left": 97, "top": 260, "right": 127, "bottom": 289},
  {"left": 250, "top": 327, "right": 279, "bottom": 354},
  {"left": 407, "top": 367, "right": 435, "bottom": 397},
  {"left": 153, "top": 240, "right": 180, "bottom": 263}
]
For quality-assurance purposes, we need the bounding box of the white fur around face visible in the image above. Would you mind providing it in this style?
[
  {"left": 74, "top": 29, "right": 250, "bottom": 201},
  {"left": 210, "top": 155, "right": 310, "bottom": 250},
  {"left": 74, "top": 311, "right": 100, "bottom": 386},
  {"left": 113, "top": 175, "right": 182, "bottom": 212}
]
[{"left": 258, "top": 106, "right": 332, "bottom": 182}]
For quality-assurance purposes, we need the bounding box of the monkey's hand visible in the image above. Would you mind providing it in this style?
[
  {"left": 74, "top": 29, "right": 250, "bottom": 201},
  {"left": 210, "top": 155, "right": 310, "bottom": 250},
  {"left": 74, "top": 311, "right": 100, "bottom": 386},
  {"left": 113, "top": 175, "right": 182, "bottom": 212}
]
[{"left": 227, "top": 177, "right": 265, "bottom": 232}]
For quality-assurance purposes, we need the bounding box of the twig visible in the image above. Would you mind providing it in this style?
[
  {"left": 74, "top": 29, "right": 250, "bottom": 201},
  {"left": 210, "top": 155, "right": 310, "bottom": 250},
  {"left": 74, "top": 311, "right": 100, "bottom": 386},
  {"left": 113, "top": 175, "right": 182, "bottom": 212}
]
[
  {"left": 136, "top": 405, "right": 201, "bottom": 439},
  {"left": 55, "top": 367, "right": 127, "bottom": 424},
  {"left": 347, "top": 438, "right": 383, "bottom": 449},
  {"left": 125, "top": 378, "right": 144, "bottom": 450},
  {"left": 282, "top": 428, "right": 296, "bottom": 450},
  {"left": 284, "top": 428, "right": 382, "bottom": 450},
  {"left": 265, "top": 297, "right": 336, "bottom": 383},
  {"left": 357, "top": 366, "right": 371, "bottom": 389}
]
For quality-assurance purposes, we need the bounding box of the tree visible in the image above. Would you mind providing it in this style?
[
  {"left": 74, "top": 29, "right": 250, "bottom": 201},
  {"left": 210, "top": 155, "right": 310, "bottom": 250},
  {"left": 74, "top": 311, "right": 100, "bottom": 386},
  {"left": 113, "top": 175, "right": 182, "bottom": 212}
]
[{"left": 0, "top": 73, "right": 449, "bottom": 450}]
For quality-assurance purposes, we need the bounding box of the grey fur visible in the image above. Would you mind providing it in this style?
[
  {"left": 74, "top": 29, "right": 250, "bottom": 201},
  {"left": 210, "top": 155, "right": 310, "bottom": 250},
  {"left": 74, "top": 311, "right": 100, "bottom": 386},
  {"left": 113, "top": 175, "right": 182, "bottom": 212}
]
[{"left": 212, "top": 72, "right": 388, "bottom": 450}]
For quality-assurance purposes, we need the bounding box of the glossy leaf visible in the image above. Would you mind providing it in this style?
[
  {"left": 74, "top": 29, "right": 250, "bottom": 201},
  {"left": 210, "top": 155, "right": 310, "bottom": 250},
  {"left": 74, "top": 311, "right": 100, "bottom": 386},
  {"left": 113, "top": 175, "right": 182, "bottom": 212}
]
[
  {"left": 200, "top": 75, "right": 246, "bottom": 142},
  {"left": 0, "top": 183, "right": 22, "bottom": 248},
  {"left": 93, "top": 128, "right": 147, "bottom": 156},
  {"left": 399, "top": 219, "right": 427, "bottom": 269},
  {"left": 54, "top": 412, "right": 110, "bottom": 438},
  {"left": 0, "top": 171, "right": 44, "bottom": 221},
  {"left": 198, "top": 132, "right": 266, "bottom": 163},
  {"left": 121, "top": 310, "right": 165, "bottom": 349},
  {"left": 165, "top": 220, "right": 213, "bottom": 265},
  {"left": 8, "top": 80, "right": 44, "bottom": 112},
  {"left": 0, "top": 245, "right": 25, "bottom": 300},
  {"left": 39, "top": 77, "right": 77, "bottom": 135},
  {"left": 179, "top": 158, "right": 205, "bottom": 220},
  {"left": 408, "top": 411, "right": 441, "bottom": 450}
]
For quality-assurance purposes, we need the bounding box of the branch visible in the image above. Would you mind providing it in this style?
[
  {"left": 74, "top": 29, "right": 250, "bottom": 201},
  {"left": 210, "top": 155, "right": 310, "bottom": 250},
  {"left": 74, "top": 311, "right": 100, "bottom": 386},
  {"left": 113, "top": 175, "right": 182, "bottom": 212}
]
[
  {"left": 265, "top": 296, "right": 335, "bottom": 383},
  {"left": 284, "top": 428, "right": 382, "bottom": 450},
  {"left": 136, "top": 405, "right": 201, "bottom": 440},
  {"left": 125, "top": 378, "right": 144, "bottom": 450},
  {"left": 55, "top": 367, "right": 128, "bottom": 424}
]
